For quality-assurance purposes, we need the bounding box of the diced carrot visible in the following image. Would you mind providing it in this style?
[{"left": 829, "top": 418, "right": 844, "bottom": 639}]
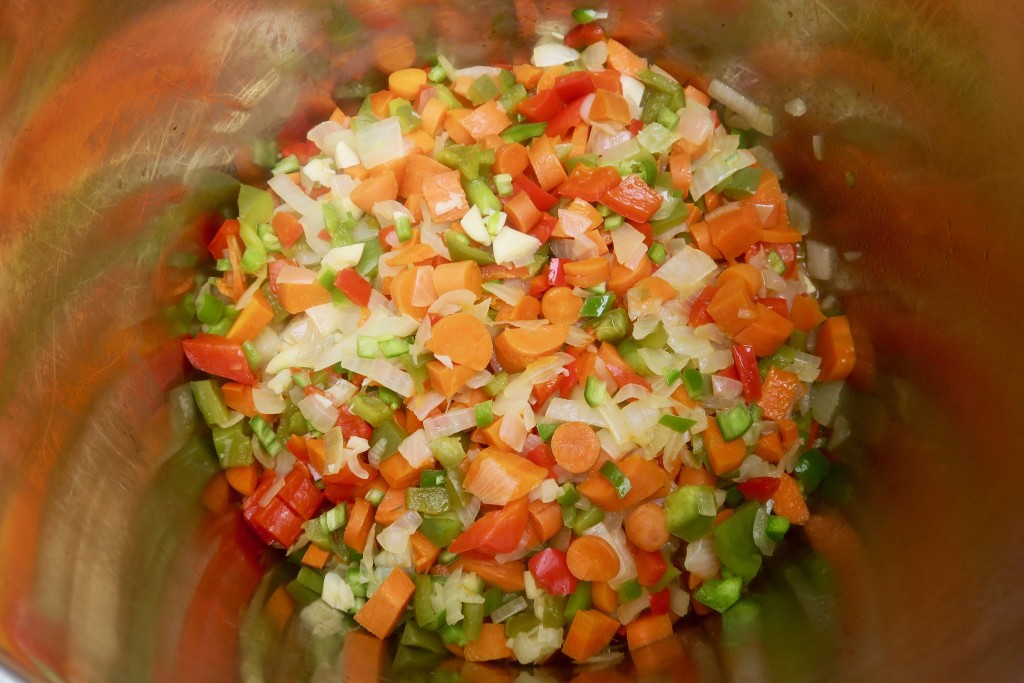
[
  {"left": 717, "top": 263, "right": 763, "bottom": 298},
  {"left": 305, "top": 437, "right": 327, "bottom": 475},
  {"left": 379, "top": 452, "right": 423, "bottom": 489},
  {"left": 684, "top": 85, "right": 711, "bottom": 106},
  {"left": 733, "top": 303, "right": 795, "bottom": 357},
  {"left": 271, "top": 211, "right": 304, "bottom": 249},
  {"left": 225, "top": 463, "right": 260, "bottom": 496},
  {"left": 453, "top": 554, "right": 526, "bottom": 591},
  {"left": 706, "top": 278, "right": 756, "bottom": 337},
  {"left": 265, "top": 584, "right": 295, "bottom": 631},
  {"left": 527, "top": 136, "right": 567, "bottom": 191},
  {"left": 461, "top": 100, "right": 512, "bottom": 141},
  {"left": 669, "top": 152, "right": 692, "bottom": 196},
  {"left": 464, "top": 623, "right": 514, "bottom": 662},
  {"left": 624, "top": 502, "right": 670, "bottom": 552},
  {"left": 343, "top": 163, "right": 370, "bottom": 180},
  {"left": 564, "top": 257, "right": 610, "bottom": 288},
  {"left": 375, "top": 487, "right": 407, "bottom": 525},
  {"left": 588, "top": 89, "right": 631, "bottom": 124},
  {"left": 494, "top": 143, "right": 530, "bottom": 177},
  {"left": 494, "top": 323, "right": 570, "bottom": 372},
  {"left": 426, "top": 361, "right": 478, "bottom": 398},
  {"left": 577, "top": 454, "right": 667, "bottom": 512},
  {"left": 221, "top": 382, "right": 257, "bottom": 417},
  {"left": 772, "top": 473, "right": 810, "bottom": 525},
  {"left": 368, "top": 89, "right": 400, "bottom": 120},
  {"left": 386, "top": 242, "right": 436, "bottom": 267},
  {"left": 480, "top": 133, "right": 505, "bottom": 150},
  {"left": 504, "top": 191, "right": 542, "bottom": 231},
  {"left": 201, "top": 472, "right": 231, "bottom": 514},
  {"left": 388, "top": 67, "right": 427, "bottom": 100},
  {"left": 757, "top": 367, "right": 804, "bottom": 421},
  {"left": 554, "top": 198, "right": 604, "bottom": 237},
  {"left": 342, "top": 630, "right": 387, "bottom": 683},
  {"left": 816, "top": 315, "right": 856, "bottom": 382},
  {"left": 707, "top": 203, "right": 763, "bottom": 260},
  {"left": 472, "top": 416, "right": 512, "bottom": 451},
  {"left": 463, "top": 447, "right": 548, "bottom": 505},
  {"left": 760, "top": 228, "right": 803, "bottom": 243},
  {"left": 790, "top": 294, "right": 826, "bottom": 332},
  {"left": 390, "top": 266, "right": 431, "bottom": 320},
  {"left": 591, "top": 581, "right": 619, "bottom": 613},
  {"left": 345, "top": 499, "right": 373, "bottom": 552},
  {"left": 632, "top": 276, "right": 677, "bottom": 303},
  {"left": 625, "top": 614, "right": 673, "bottom": 651},
  {"left": 632, "top": 633, "right": 689, "bottom": 679},
  {"left": 570, "top": 122, "right": 590, "bottom": 157},
  {"left": 703, "top": 419, "right": 746, "bottom": 475},
  {"left": 608, "top": 255, "right": 652, "bottom": 297},
  {"left": 422, "top": 170, "right": 470, "bottom": 222},
  {"left": 513, "top": 64, "right": 543, "bottom": 89},
  {"left": 452, "top": 75, "right": 475, "bottom": 98},
  {"left": 495, "top": 294, "right": 541, "bottom": 321},
  {"left": 420, "top": 98, "right": 449, "bottom": 136},
  {"left": 444, "top": 108, "right": 477, "bottom": 145},
  {"left": 406, "top": 129, "right": 436, "bottom": 155},
  {"left": 350, "top": 170, "right": 399, "bottom": 213},
  {"left": 562, "top": 610, "right": 620, "bottom": 662},
  {"left": 582, "top": 228, "right": 610, "bottom": 255},
  {"left": 537, "top": 65, "right": 566, "bottom": 92},
  {"left": 566, "top": 536, "right": 620, "bottom": 582},
  {"left": 432, "top": 260, "right": 483, "bottom": 298},
  {"left": 541, "top": 286, "right": 583, "bottom": 324},
  {"left": 688, "top": 221, "right": 723, "bottom": 258},
  {"left": 779, "top": 418, "right": 799, "bottom": 452},
  {"left": 606, "top": 39, "right": 648, "bottom": 75},
  {"left": 677, "top": 466, "right": 717, "bottom": 488},
  {"left": 528, "top": 500, "right": 563, "bottom": 542},
  {"left": 369, "top": 156, "right": 407, "bottom": 189},
  {"left": 277, "top": 276, "right": 332, "bottom": 313},
  {"left": 597, "top": 342, "right": 651, "bottom": 389},
  {"left": 301, "top": 543, "right": 332, "bottom": 570},
  {"left": 754, "top": 430, "right": 785, "bottom": 464},
  {"left": 354, "top": 567, "right": 416, "bottom": 639},
  {"left": 425, "top": 311, "right": 493, "bottom": 371},
  {"left": 410, "top": 531, "right": 441, "bottom": 572}
]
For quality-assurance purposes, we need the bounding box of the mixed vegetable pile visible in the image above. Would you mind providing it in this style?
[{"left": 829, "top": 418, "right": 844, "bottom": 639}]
[{"left": 183, "top": 10, "right": 856, "bottom": 667}]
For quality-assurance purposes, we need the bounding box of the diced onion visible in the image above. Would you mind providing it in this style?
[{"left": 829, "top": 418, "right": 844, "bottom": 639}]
[
  {"left": 545, "top": 398, "right": 604, "bottom": 427},
  {"left": 611, "top": 225, "right": 647, "bottom": 270},
  {"left": 684, "top": 536, "right": 720, "bottom": 579},
  {"left": 806, "top": 239, "right": 836, "bottom": 280},
  {"left": 377, "top": 511, "right": 422, "bottom": 553},
  {"left": 482, "top": 281, "right": 526, "bottom": 306},
  {"left": 581, "top": 40, "right": 607, "bottom": 70},
  {"left": 398, "top": 429, "right": 434, "bottom": 469},
  {"left": 321, "top": 572, "right": 356, "bottom": 612},
  {"left": 712, "top": 375, "right": 744, "bottom": 400},
  {"left": 654, "top": 246, "right": 717, "bottom": 297},
  {"left": 298, "top": 392, "right": 339, "bottom": 432},
  {"left": 268, "top": 173, "right": 319, "bottom": 217},
  {"left": 409, "top": 391, "right": 446, "bottom": 421},
  {"left": 493, "top": 227, "right": 541, "bottom": 266},
  {"left": 669, "top": 584, "right": 691, "bottom": 616},
  {"left": 355, "top": 117, "right": 405, "bottom": 169},
  {"left": 344, "top": 357, "right": 415, "bottom": 397},
  {"left": 616, "top": 595, "right": 650, "bottom": 625},
  {"left": 532, "top": 43, "right": 580, "bottom": 67},
  {"left": 424, "top": 407, "right": 477, "bottom": 440},
  {"left": 811, "top": 381, "right": 844, "bottom": 427},
  {"left": 708, "top": 79, "right": 774, "bottom": 136},
  {"left": 690, "top": 148, "right": 757, "bottom": 200},
  {"left": 490, "top": 596, "right": 527, "bottom": 623},
  {"left": 252, "top": 387, "right": 285, "bottom": 414}
]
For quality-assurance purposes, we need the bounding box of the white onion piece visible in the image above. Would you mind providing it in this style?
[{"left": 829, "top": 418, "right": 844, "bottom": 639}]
[
  {"left": 456, "top": 496, "right": 481, "bottom": 530},
  {"left": 545, "top": 398, "right": 604, "bottom": 427},
  {"left": 654, "top": 246, "right": 716, "bottom": 297},
  {"left": 532, "top": 43, "right": 580, "bottom": 67},
  {"left": 611, "top": 225, "right": 647, "bottom": 270},
  {"left": 669, "top": 584, "right": 691, "bottom": 617},
  {"left": 806, "top": 239, "right": 836, "bottom": 280},
  {"left": 684, "top": 536, "right": 720, "bottom": 579},
  {"left": 344, "top": 357, "right": 415, "bottom": 397},
  {"left": 712, "top": 375, "right": 744, "bottom": 400},
  {"left": 429, "top": 289, "right": 476, "bottom": 315},
  {"left": 324, "top": 378, "right": 358, "bottom": 407},
  {"left": 298, "top": 393, "right": 339, "bottom": 432},
  {"left": 482, "top": 281, "right": 526, "bottom": 306},
  {"left": 582, "top": 521, "right": 636, "bottom": 589},
  {"left": 377, "top": 511, "right": 422, "bottom": 554},
  {"left": 355, "top": 116, "right": 404, "bottom": 168},
  {"left": 276, "top": 264, "right": 318, "bottom": 285},
  {"left": 424, "top": 407, "right": 476, "bottom": 440},
  {"left": 252, "top": 387, "right": 285, "bottom": 414},
  {"left": 581, "top": 40, "right": 608, "bottom": 70},
  {"left": 410, "top": 266, "right": 438, "bottom": 307},
  {"left": 690, "top": 148, "right": 757, "bottom": 200},
  {"left": 753, "top": 505, "right": 777, "bottom": 556},
  {"left": 811, "top": 381, "right": 844, "bottom": 427},
  {"left": 398, "top": 429, "right": 434, "bottom": 469},
  {"left": 409, "top": 391, "right": 446, "bottom": 421},
  {"left": 709, "top": 79, "right": 774, "bottom": 135},
  {"left": 268, "top": 173, "right": 319, "bottom": 217},
  {"left": 617, "top": 595, "right": 650, "bottom": 625}
]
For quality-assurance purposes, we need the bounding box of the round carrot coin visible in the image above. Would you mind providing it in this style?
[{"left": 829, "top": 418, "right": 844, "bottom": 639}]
[
  {"left": 566, "top": 535, "right": 620, "bottom": 582},
  {"left": 550, "top": 422, "right": 601, "bottom": 474},
  {"left": 624, "top": 502, "right": 670, "bottom": 552}
]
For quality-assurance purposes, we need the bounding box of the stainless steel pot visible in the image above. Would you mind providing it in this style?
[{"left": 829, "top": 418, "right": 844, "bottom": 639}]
[{"left": 2, "top": 0, "right": 1023, "bottom": 681}]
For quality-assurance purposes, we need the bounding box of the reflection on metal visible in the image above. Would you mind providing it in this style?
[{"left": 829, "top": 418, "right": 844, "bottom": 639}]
[{"left": 2, "top": 0, "right": 1024, "bottom": 681}]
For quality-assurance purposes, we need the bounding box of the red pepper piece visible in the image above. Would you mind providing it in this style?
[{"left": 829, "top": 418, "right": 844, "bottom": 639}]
[
  {"left": 336, "top": 404, "right": 373, "bottom": 441},
  {"left": 512, "top": 174, "right": 558, "bottom": 211},
  {"left": 182, "top": 334, "right": 256, "bottom": 384},
  {"left": 525, "top": 441, "right": 557, "bottom": 477},
  {"left": 517, "top": 89, "right": 565, "bottom": 122},
  {"left": 600, "top": 174, "right": 664, "bottom": 223},
  {"left": 280, "top": 140, "right": 321, "bottom": 165},
  {"left": 557, "top": 164, "right": 622, "bottom": 202},
  {"left": 449, "top": 496, "right": 530, "bottom": 556},
  {"left": 554, "top": 71, "right": 597, "bottom": 102},
  {"left": 559, "top": 360, "right": 578, "bottom": 398},
  {"left": 546, "top": 96, "right": 587, "bottom": 138},
  {"left": 244, "top": 497, "right": 305, "bottom": 547},
  {"left": 334, "top": 268, "right": 372, "bottom": 307},
  {"left": 737, "top": 476, "right": 781, "bottom": 503},
  {"left": 649, "top": 588, "right": 671, "bottom": 616},
  {"left": 278, "top": 465, "right": 323, "bottom": 519},
  {"left": 732, "top": 344, "right": 763, "bottom": 402},
  {"left": 547, "top": 257, "right": 567, "bottom": 287},
  {"left": 208, "top": 218, "right": 240, "bottom": 260},
  {"left": 563, "top": 22, "right": 606, "bottom": 49},
  {"left": 528, "top": 547, "right": 578, "bottom": 595},
  {"left": 532, "top": 376, "right": 561, "bottom": 405},
  {"left": 528, "top": 213, "right": 558, "bottom": 245},
  {"left": 757, "top": 297, "right": 789, "bottom": 318},
  {"left": 688, "top": 285, "right": 717, "bottom": 327}
]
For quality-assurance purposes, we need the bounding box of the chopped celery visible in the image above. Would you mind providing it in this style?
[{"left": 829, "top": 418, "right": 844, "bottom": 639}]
[
  {"left": 250, "top": 415, "right": 283, "bottom": 456},
  {"left": 474, "top": 400, "right": 494, "bottom": 428},
  {"left": 501, "top": 121, "right": 547, "bottom": 144},
  {"left": 483, "top": 371, "right": 509, "bottom": 397},
  {"left": 536, "top": 423, "right": 557, "bottom": 442},
  {"left": 647, "top": 242, "right": 668, "bottom": 265},
  {"left": 564, "top": 581, "right": 592, "bottom": 621}
]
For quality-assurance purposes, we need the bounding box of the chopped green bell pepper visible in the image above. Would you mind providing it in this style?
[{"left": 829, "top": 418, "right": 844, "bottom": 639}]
[
  {"left": 714, "top": 502, "right": 763, "bottom": 583},
  {"left": 664, "top": 485, "right": 717, "bottom": 542}
]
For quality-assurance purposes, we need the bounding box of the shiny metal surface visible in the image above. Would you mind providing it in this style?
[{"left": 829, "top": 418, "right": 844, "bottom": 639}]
[{"left": 2, "top": 0, "right": 1024, "bottom": 681}]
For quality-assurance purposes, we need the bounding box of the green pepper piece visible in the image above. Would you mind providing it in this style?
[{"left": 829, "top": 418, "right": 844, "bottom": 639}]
[
  {"left": 296, "top": 566, "right": 325, "bottom": 594},
  {"left": 505, "top": 612, "right": 540, "bottom": 637},
  {"left": 640, "top": 89, "right": 672, "bottom": 124},
  {"left": 439, "top": 623, "right": 468, "bottom": 647},
  {"left": 593, "top": 307, "right": 630, "bottom": 343},
  {"left": 463, "top": 178, "right": 503, "bottom": 214},
  {"left": 430, "top": 436, "right": 466, "bottom": 470},
  {"left": 462, "top": 602, "right": 485, "bottom": 641},
  {"left": 714, "top": 502, "right": 763, "bottom": 583},
  {"left": 635, "top": 68, "right": 684, "bottom": 97},
  {"left": 414, "top": 574, "right": 445, "bottom": 631},
  {"left": 650, "top": 200, "right": 689, "bottom": 234},
  {"left": 351, "top": 392, "right": 395, "bottom": 427},
  {"left": 501, "top": 121, "right": 548, "bottom": 144},
  {"left": 572, "top": 505, "right": 605, "bottom": 534},
  {"left": 565, "top": 153, "right": 598, "bottom": 172},
  {"left": 659, "top": 414, "right": 696, "bottom": 433},
  {"left": 211, "top": 422, "right": 253, "bottom": 468},
  {"left": 444, "top": 468, "right": 473, "bottom": 510},
  {"left": 418, "top": 515, "right": 463, "bottom": 548},
  {"left": 400, "top": 620, "right": 447, "bottom": 654},
  {"left": 483, "top": 371, "right": 509, "bottom": 397},
  {"left": 636, "top": 322, "right": 669, "bottom": 348},
  {"left": 538, "top": 594, "right": 566, "bottom": 629},
  {"left": 536, "top": 423, "right": 558, "bottom": 442},
  {"left": 580, "top": 293, "right": 615, "bottom": 318},
  {"left": 406, "top": 487, "right": 452, "bottom": 515},
  {"left": 693, "top": 576, "right": 743, "bottom": 613},
  {"left": 664, "top": 485, "right": 717, "bottom": 542},
  {"left": 196, "top": 292, "right": 224, "bottom": 325},
  {"left": 716, "top": 404, "right": 753, "bottom": 441},
  {"left": 651, "top": 565, "right": 682, "bottom": 593},
  {"left": 443, "top": 230, "right": 495, "bottom": 265},
  {"left": 616, "top": 338, "right": 652, "bottom": 375},
  {"left": 564, "top": 581, "right": 592, "bottom": 622},
  {"left": 238, "top": 184, "right": 275, "bottom": 225},
  {"left": 467, "top": 74, "right": 501, "bottom": 105},
  {"left": 355, "top": 237, "right": 383, "bottom": 279},
  {"left": 617, "top": 578, "right": 642, "bottom": 602},
  {"left": 190, "top": 380, "right": 230, "bottom": 427},
  {"left": 584, "top": 375, "right": 608, "bottom": 408},
  {"left": 482, "top": 587, "right": 503, "bottom": 616},
  {"left": 499, "top": 83, "right": 528, "bottom": 113},
  {"left": 285, "top": 580, "right": 321, "bottom": 608},
  {"left": 794, "top": 448, "right": 830, "bottom": 492},
  {"left": 765, "top": 515, "right": 790, "bottom": 541},
  {"left": 400, "top": 353, "right": 429, "bottom": 393},
  {"left": 556, "top": 483, "right": 581, "bottom": 508},
  {"left": 682, "top": 367, "right": 705, "bottom": 399},
  {"left": 420, "top": 469, "right": 446, "bottom": 488},
  {"left": 370, "top": 418, "right": 408, "bottom": 460}
]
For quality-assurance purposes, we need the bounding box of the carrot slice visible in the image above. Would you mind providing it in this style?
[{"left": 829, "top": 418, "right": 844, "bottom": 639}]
[
  {"left": 461, "top": 100, "right": 512, "bottom": 141},
  {"left": 608, "top": 255, "right": 652, "bottom": 297},
  {"left": 591, "top": 581, "right": 619, "bottom": 613},
  {"left": 566, "top": 536, "right": 620, "bottom": 582},
  {"left": 453, "top": 554, "right": 526, "bottom": 592},
  {"left": 550, "top": 422, "right": 601, "bottom": 473},
  {"left": 541, "top": 286, "right": 583, "bottom": 325},
  {"left": 432, "top": 260, "right": 483, "bottom": 298},
  {"left": 425, "top": 311, "right": 493, "bottom": 371},
  {"left": 527, "top": 136, "right": 567, "bottom": 191},
  {"left": 494, "top": 324, "right": 570, "bottom": 372},
  {"left": 494, "top": 143, "right": 530, "bottom": 177},
  {"left": 563, "top": 257, "right": 610, "bottom": 288},
  {"left": 577, "top": 454, "right": 667, "bottom": 512},
  {"left": 772, "top": 473, "right": 810, "bottom": 525},
  {"left": 426, "top": 361, "right": 478, "bottom": 398},
  {"left": 354, "top": 567, "right": 416, "bottom": 639},
  {"left": 816, "top": 315, "right": 856, "bottom": 382},
  {"left": 400, "top": 154, "right": 450, "bottom": 199},
  {"left": 790, "top": 294, "right": 826, "bottom": 332},
  {"left": 625, "top": 614, "right": 673, "bottom": 651},
  {"left": 707, "top": 203, "right": 763, "bottom": 260},
  {"left": 528, "top": 500, "right": 563, "bottom": 542},
  {"left": 624, "top": 502, "right": 669, "bottom": 552},
  {"left": 562, "top": 610, "right": 620, "bottom": 662},
  {"left": 350, "top": 170, "right": 399, "bottom": 213}
]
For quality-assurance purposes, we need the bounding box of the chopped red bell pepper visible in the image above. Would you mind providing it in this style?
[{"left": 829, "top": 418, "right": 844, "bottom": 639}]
[
  {"left": 208, "top": 219, "right": 240, "bottom": 259},
  {"left": 628, "top": 118, "right": 644, "bottom": 136},
  {"left": 559, "top": 359, "right": 578, "bottom": 398},
  {"left": 563, "top": 22, "right": 606, "bottom": 49},
  {"left": 546, "top": 96, "right": 587, "bottom": 138},
  {"left": 512, "top": 174, "right": 558, "bottom": 211},
  {"left": 737, "top": 476, "right": 781, "bottom": 503},
  {"left": 244, "top": 496, "right": 305, "bottom": 547},
  {"left": 717, "top": 364, "right": 740, "bottom": 381},
  {"left": 744, "top": 242, "right": 797, "bottom": 278},
  {"left": 554, "top": 71, "right": 596, "bottom": 103},
  {"left": 557, "top": 164, "right": 622, "bottom": 202},
  {"left": 182, "top": 334, "right": 256, "bottom": 384},
  {"left": 528, "top": 213, "right": 558, "bottom": 245},
  {"left": 267, "top": 257, "right": 294, "bottom": 296},
  {"left": 448, "top": 496, "right": 529, "bottom": 555},
  {"left": 280, "top": 140, "right": 321, "bottom": 165},
  {"left": 277, "top": 465, "right": 323, "bottom": 519},
  {"left": 547, "top": 257, "right": 567, "bottom": 287},
  {"left": 688, "top": 285, "right": 717, "bottom": 327},
  {"left": 334, "top": 268, "right": 372, "bottom": 307},
  {"left": 525, "top": 442, "right": 557, "bottom": 477},
  {"left": 600, "top": 174, "right": 664, "bottom": 223},
  {"left": 378, "top": 225, "right": 399, "bottom": 251},
  {"left": 732, "top": 344, "right": 762, "bottom": 402},
  {"left": 604, "top": 361, "right": 652, "bottom": 390},
  {"left": 649, "top": 588, "right": 671, "bottom": 616},
  {"left": 336, "top": 404, "right": 373, "bottom": 441},
  {"left": 532, "top": 376, "right": 561, "bottom": 405},
  {"left": 757, "top": 297, "right": 789, "bottom": 318},
  {"left": 528, "top": 548, "right": 578, "bottom": 595},
  {"left": 529, "top": 268, "right": 552, "bottom": 298},
  {"left": 516, "top": 89, "right": 565, "bottom": 122}
]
